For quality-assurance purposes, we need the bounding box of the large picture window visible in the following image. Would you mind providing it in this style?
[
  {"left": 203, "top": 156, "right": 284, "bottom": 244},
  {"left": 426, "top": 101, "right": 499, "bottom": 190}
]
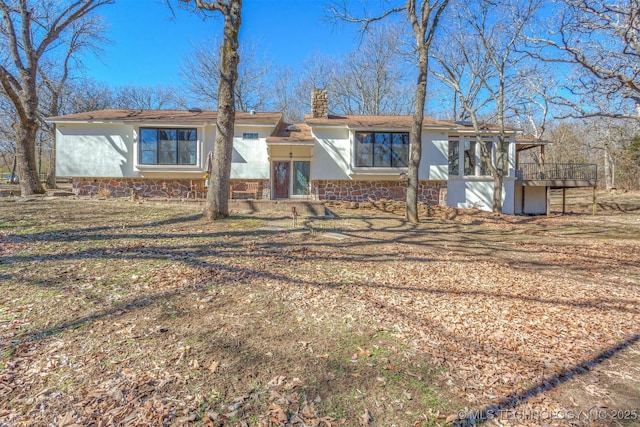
[
  {"left": 355, "top": 131, "right": 409, "bottom": 167},
  {"left": 140, "top": 128, "right": 197, "bottom": 165}
]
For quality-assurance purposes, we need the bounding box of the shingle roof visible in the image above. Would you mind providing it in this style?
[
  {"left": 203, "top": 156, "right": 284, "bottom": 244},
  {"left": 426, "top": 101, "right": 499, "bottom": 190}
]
[
  {"left": 266, "top": 122, "right": 314, "bottom": 143},
  {"left": 46, "top": 109, "right": 283, "bottom": 126},
  {"left": 305, "top": 114, "right": 516, "bottom": 132}
]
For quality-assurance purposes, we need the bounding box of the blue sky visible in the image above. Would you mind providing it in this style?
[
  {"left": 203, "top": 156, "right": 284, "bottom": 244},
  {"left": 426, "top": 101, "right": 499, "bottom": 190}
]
[{"left": 82, "top": 0, "right": 361, "bottom": 87}]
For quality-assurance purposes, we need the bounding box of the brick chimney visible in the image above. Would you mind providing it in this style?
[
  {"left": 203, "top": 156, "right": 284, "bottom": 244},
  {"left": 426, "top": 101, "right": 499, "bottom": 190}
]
[{"left": 311, "top": 88, "right": 328, "bottom": 119}]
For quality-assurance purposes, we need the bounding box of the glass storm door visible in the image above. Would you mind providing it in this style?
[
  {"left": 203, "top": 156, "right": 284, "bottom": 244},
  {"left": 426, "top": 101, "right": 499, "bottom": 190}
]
[
  {"left": 273, "top": 161, "right": 290, "bottom": 199},
  {"left": 292, "top": 161, "right": 311, "bottom": 196}
]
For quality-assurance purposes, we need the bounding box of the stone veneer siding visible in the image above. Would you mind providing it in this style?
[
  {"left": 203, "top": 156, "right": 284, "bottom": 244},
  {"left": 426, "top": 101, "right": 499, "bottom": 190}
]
[
  {"left": 73, "top": 178, "right": 268, "bottom": 199},
  {"left": 73, "top": 178, "right": 190, "bottom": 198},
  {"left": 71, "top": 178, "right": 445, "bottom": 204},
  {"left": 313, "top": 180, "right": 446, "bottom": 205}
]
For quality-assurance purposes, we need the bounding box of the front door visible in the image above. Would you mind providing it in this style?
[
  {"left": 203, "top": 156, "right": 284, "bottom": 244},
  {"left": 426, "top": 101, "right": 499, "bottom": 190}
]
[{"left": 273, "top": 161, "right": 290, "bottom": 199}]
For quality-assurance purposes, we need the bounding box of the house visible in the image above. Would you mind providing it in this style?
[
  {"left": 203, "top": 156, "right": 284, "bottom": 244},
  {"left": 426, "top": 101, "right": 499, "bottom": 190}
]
[{"left": 46, "top": 89, "right": 597, "bottom": 214}]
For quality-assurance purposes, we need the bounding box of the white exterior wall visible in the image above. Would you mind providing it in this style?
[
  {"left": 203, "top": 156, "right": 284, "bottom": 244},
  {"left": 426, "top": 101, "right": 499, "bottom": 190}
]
[
  {"left": 310, "top": 128, "right": 351, "bottom": 180},
  {"left": 56, "top": 123, "right": 134, "bottom": 177},
  {"left": 502, "top": 179, "right": 515, "bottom": 214},
  {"left": 446, "top": 179, "right": 514, "bottom": 213},
  {"left": 230, "top": 125, "right": 272, "bottom": 179},
  {"left": 56, "top": 121, "right": 278, "bottom": 180},
  {"left": 420, "top": 131, "right": 448, "bottom": 180}
]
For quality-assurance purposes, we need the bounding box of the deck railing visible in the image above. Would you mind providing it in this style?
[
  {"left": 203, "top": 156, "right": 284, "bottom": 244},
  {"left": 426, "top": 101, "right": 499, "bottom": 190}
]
[{"left": 516, "top": 163, "right": 598, "bottom": 181}]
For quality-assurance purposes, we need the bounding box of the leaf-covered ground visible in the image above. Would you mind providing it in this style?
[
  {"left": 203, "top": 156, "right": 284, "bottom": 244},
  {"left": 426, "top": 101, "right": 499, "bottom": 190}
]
[{"left": 0, "top": 193, "right": 639, "bottom": 426}]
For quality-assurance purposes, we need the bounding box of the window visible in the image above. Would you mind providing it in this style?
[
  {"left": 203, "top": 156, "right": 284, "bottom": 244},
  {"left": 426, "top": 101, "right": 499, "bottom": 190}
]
[
  {"left": 463, "top": 140, "right": 476, "bottom": 176},
  {"left": 480, "top": 140, "right": 493, "bottom": 176},
  {"left": 448, "top": 137, "right": 459, "bottom": 176},
  {"left": 355, "top": 131, "right": 409, "bottom": 167},
  {"left": 140, "top": 128, "right": 197, "bottom": 165},
  {"left": 243, "top": 132, "right": 259, "bottom": 139},
  {"left": 456, "top": 137, "right": 495, "bottom": 176}
]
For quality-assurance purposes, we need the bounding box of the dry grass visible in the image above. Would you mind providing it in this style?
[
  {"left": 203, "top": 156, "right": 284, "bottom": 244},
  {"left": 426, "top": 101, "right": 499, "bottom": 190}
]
[{"left": 1, "top": 194, "right": 639, "bottom": 426}]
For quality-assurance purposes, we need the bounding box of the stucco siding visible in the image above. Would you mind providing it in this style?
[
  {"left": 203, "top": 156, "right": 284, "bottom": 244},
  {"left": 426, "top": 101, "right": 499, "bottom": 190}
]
[
  {"left": 56, "top": 124, "right": 133, "bottom": 177},
  {"left": 447, "top": 179, "right": 513, "bottom": 213},
  {"left": 421, "top": 132, "right": 448, "bottom": 180},
  {"left": 311, "top": 128, "right": 351, "bottom": 180},
  {"left": 502, "top": 179, "right": 515, "bottom": 214},
  {"left": 231, "top": 137, "right": 270, "bottom": 179}
]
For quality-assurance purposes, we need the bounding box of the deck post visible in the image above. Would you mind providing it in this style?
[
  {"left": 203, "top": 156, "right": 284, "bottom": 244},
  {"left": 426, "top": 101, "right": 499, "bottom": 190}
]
[
  {"left": 546, "top": 186, "right": 551, "bottom": 216},
  {"left": 562, "top": 188, "right": 566, "bottom": 215},
  {"left": 521, "top": 186, "right": 525, "bottom": 215},
  {"left": 592, "top": 186, "right": 597, "bottom": 215}
]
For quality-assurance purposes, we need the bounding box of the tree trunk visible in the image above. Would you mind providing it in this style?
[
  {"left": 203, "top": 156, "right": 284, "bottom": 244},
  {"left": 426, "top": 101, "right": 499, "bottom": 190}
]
[
  {"left": 15, "top": 118, "right": 45, "bottom": 196},
  {"left": 10, "top": 155, "right": 17, "bottom": 184},
  {"left": 406, "top": 49, "right": 428, "bottom": 223},
  {"left": 604, "top": 147, "right": 613, "bottom": 190},
  {"left": 46, "top": 126, "right": 57, "bottom": 189},
  {"left": 46, "top": 145, "right": 57, "bottom": 188},
  {"left": 203, "top": 0, "right": 241, "bottom": 221},
  {"left": 492, "top": 137, "right": 506, "bottom": 213}
]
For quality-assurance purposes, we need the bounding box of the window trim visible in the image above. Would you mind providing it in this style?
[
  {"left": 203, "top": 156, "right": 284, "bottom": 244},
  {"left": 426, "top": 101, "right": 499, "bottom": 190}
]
[
  {"left": 353, "top": 131, "right": 410, "bottom": 169},
  {"left": 449, "top": 135, "right": 497, "bottom": 178},
  {"left": 138, "top": 127, "right": 198, "bottom": 166}
]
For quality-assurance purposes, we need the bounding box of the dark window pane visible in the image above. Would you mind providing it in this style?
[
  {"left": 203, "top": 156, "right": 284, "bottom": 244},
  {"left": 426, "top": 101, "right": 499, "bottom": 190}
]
[
  {"left": 140, "top": 129, "right": 158, "bottom": 164},
  {"left": 355, "top": 132, "right": 373, "bottom": 167},
  {"left": 140, "top": 129, "right": 157, "bottom": 145},
  {"left": 374, "top": 133, "right": 391, "bottom": 166},
  {"left": 464, "top": 141, "right": 476, "bottom": 176},
  {"left": 159, "top": 150, "right": 176, "bottom": 164},
  {"left": 141, "top": 150, "right": 157, "bottom": 164},
  {"left": 480, "top": 141, "right": 492, "bottom": 175},
  {"left": 449, "top": 139, "right": 459, "bottom": 175},
  {"left": 391, "top": 133, "right": 409, "bottom": 167},
  {"left": 178, "top": 140, "right": 197, "bottom": 165},
  {"left": 180, "top": 129, "right": 197, "bottom": 141}
]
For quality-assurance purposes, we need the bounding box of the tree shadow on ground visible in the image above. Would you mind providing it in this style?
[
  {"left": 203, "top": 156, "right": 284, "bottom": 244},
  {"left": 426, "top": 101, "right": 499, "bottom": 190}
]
[{"left": 456, "top": 333, "right": 640, "bottom": 426}]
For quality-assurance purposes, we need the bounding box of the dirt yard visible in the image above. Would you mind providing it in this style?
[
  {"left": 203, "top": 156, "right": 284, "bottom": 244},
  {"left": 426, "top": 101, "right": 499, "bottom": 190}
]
[{"left": 1, "top": 192, "right": 639, "bottom": 426}]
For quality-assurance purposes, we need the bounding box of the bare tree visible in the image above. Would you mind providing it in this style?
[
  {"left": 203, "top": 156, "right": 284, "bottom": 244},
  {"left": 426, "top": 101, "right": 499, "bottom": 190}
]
[
  {"left": 270, "top": 66, "right": 301, "bottom": 122},
  {"left": 112, "top": 84, "right": 186, "bottom": 110},
  {"left": 432, "top": 0, "right": 542, "bottom": 213},
  {"left": 0, "top": 0, "right": 113, "bottom": 196},
  {"left": 173, "top": 0, "right": 241, "bottom": 220},
  {"left": 330, "top": 23, "right": 414, "bottom": 115},
  {"left": 181, "top": 36, "right": 267, "bottom": 112},
  {"left": 38, "top": 14, "right": 108, "bottom": 188},
  {"left": 531, "top": 0, "right": 640, "bottom": 120},
  {"left": 65, "top": 78, "right": 113, "bottom": 113},
  {"left": 330, "top": 0, "right": 450, "bottom": 223},
  {"left": 290, "top": 55, "right": 334, "bottom": 120},
  {"left": 0, "top": 95, "right": 17, "bottom": 180}
]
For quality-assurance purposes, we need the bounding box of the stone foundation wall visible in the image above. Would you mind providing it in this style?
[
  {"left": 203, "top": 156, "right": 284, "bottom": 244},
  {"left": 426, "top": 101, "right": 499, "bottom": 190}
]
[
  {"left": 73, "top": 178, "right": 195, "bottom": 198},
  {"left": 312, "top": 180, "right": 446, "bottom": 204},
  {"left": 73, "top": 178, "right": 270, "bottom": 199},
  {"left": 71, "top": 177, "right": 446, "bottom": 204}
]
